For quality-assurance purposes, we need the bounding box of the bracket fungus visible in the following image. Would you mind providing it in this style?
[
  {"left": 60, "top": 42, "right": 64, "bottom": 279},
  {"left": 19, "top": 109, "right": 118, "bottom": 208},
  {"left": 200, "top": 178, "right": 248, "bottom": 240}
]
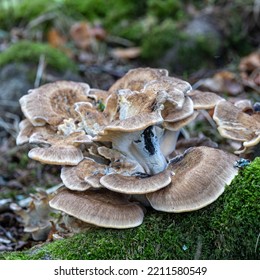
[
  {"left": 213, "top": 99, "right": 260, "bottom": 154},
  {"left": 17, "top": 67, "right": 239, "bottom": 230}
]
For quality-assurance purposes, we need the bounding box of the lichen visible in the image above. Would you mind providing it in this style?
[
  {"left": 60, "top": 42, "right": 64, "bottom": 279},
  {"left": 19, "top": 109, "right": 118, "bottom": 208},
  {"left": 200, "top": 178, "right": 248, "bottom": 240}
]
[
  {"left": 1, "top": 157, "right": 259, "bottom": 260},
  {"left": 0, "top": 41, "right": 77, "bottom": 72}
]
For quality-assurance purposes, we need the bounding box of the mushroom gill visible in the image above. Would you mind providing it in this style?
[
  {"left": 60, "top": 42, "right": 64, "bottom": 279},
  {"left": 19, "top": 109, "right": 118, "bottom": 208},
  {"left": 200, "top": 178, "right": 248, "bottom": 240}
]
[{"left": 17, "top": 67, "right": 239, "bottom": 231}]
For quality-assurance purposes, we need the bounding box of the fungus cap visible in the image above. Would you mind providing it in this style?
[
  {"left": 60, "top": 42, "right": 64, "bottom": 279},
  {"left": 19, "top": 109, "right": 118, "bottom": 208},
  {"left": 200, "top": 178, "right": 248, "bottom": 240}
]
[
  {"left": 49, "top": 188, "right": 145, "bottom": 229},
  {"left": 28, "top": 131, "right": 91, "bottom": 165},
  {"left": 109, "top": 67, "right": 168, "bottom": 92},
  {"left": 213, "top": 100, "right": 260, "bottom": 148},
  {"left": 146, "top": 146, "right": 238, "bottom": 212},
  {"left": 28, "top": 145, "right": 84, "bottom": 165},
  {"left": 162, "top": 96, "right": 194, "bottom": 122},
  {"left": 16, "top": 119, "right": 35, "bottom": 146},
  {"left": 100, "top": 169, "right": 172, "bottom": 194},
  {"left": 61, "top": 157, "right": 107, "bottom": 191},
  {"left": 145, "top": 76, "right": 192, "bottom": 108},
  {"left": 187, "top": 90, "right": 224, "bottom": 110},
  {"left": 19, "top": 81, "right": 91, "bottom": 126},
  {"left": 163, "top": 112, "right": 199, "bottom": 131}
]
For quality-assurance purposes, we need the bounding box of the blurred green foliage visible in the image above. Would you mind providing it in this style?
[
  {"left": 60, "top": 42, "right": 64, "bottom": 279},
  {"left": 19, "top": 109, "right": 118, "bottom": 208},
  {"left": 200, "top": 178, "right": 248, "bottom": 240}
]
[
  {"left": 0, "top": 0, "right": 257, "bottom": 73},
  {"left": 0, "top": 40, "right": 77, "bottom": 72}
]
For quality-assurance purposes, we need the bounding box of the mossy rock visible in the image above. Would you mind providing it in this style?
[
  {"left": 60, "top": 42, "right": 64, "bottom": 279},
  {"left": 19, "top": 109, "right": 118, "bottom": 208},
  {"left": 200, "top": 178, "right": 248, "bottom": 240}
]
[
  {"left": 1, "top": 157, "right": 259, "bottom": 260},
  {"left": 0, "top": 41, "right": 77, "bottom": 72}
]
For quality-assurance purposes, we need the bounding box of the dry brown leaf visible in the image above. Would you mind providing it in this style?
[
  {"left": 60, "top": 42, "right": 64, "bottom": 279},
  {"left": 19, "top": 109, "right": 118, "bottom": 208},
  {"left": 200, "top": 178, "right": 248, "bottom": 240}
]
[
  {"left": 201, "top": 71, "right": 243, "bottom": 95},
  {"left": 239, "top": 51, "right": 260, "bottom": 88},
  {"left": 111, "top": 47, "right": 141, "bottom": 60},
  {"left": 47, "top": 28, "right": 67, "bottom": 48},
  {"left": 90, "top": 25, "right": 107, "bottom": 40},
  {"left": 70, "top": 22, "right": 94, "bottom": 49},
  {"left": 239, "top": 51, "right": 260, "bottom": 72}
]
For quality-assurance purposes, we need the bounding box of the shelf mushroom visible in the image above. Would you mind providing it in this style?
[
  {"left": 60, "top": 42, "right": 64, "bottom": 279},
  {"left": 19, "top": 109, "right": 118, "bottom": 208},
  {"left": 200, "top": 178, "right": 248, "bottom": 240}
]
[
  {"left": 19, "top": 81, "right": 91, "bottom": 126},
  {"left": 16, "top": 67, "right": 239, "bottom": 231},
  {"left": 60, "top": 157, "right": 107, "bottom": 190},
  {"left": 49, "top": 188, "right": 145, "bottom": 229},
  {"left": 213, "top": 100, "right": 260, "bottom": 154},
  {"left": 146, "top": 146, "right": 238, "bottom": 212}
]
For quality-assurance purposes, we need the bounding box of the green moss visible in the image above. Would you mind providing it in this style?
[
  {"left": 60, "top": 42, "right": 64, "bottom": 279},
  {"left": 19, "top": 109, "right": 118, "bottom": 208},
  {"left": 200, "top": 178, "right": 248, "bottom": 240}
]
[
  {"left": 1, "top": 157, "right": 259, "bottom": 260},
  {"left": 147, "top": 0, "right": 183, "bottom": 20},
  {"left": 210, "top": 158, "right": 260, "bottom": 259},
  {"left": 142, "top": 25, "right": 221, "bottom": 73},
  {"left": 0, "top": 41, "right": 77, "bottom": 72},
  {"left": 0, "top": 0, "right": 59, "bottom": 29},
  {"left": 141, "top": 19, "right": 179, "bottom": 60}
]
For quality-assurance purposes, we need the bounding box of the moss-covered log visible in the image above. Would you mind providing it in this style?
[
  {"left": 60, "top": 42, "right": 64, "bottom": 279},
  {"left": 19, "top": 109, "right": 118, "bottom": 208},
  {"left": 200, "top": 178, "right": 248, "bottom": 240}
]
[{"left": 1, "top": 157, "right": 259, "bottom": 260}]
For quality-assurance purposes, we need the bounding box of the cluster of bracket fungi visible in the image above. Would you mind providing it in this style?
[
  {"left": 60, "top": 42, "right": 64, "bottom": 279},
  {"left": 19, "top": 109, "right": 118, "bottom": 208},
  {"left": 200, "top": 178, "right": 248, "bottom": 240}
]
[{"left": 17, "top": 68, "right": 259, "bottom": 231}]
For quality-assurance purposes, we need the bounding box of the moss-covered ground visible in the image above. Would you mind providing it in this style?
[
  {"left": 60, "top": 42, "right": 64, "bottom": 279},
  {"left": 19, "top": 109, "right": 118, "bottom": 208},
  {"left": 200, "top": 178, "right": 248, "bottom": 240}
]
[
  {"left": 1, "top": 157, "right": 259, "bottom": 260},
  {"left": 0, "top": 0, "right": 256, "bottom": 74},
  {"left": 0, "top": 41, "right": 77, "bottom": 72}
]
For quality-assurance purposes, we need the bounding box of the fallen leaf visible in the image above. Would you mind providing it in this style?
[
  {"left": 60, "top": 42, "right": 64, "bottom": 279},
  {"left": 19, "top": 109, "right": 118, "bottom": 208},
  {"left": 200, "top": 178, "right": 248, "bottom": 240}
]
[
  {"left": 111, "top": 47, "right": 141, "bottom": 60},
  {"left": 239, "top": 51, "right": 260, "bottom": 72},
  {"left": 201, "top": 71, "right": 243, "bottom": 95},
  {"left": 70, "top": 22, "right": 94, "bottom": 49},
  {"left": 47, "top": 28, "right": 67, "bottom": 48},
  {"left": 239, "top": 51, "right": 260, "bottom": 88}
]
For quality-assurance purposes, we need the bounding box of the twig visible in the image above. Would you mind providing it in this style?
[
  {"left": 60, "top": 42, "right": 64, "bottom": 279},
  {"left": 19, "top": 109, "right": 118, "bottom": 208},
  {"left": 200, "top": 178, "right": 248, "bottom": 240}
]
[
  {"left": 255, "top": 232, "right": 260, "bottom": 253},
  {"left": 194, "top": 236, "right": 202, "bottom": 260},
  {"left": 0, "top": 117, "right": 17, "bottom": 138},
  {"left": 191, "top": 79, "right": 207, "bottom": 90},
  {"left": 200, "top": 110, "right": 217, "bottom": 129},
  {"left": 0, "top": 113, "right": 20, "bottom": 138},
  {"left": 0, "top": 224, "right": 15, "bottom": 242},
  {"left": 0, "top": 199, "right": 12, "bottom": 213},
  {"left": 253, "top": 0, "right": 260, "bottom": 22},
  {"left": 26, "top": 12, "right": 57, "bottom": 30},
  {"left": 34, "top": 54, "right": 45, "bottom": 88},
  {"left": 180, "top": 128, "right": 190, "bottom": 139},
  {"left": 106, "top": 35, "right": 134, "bottom": 47}
]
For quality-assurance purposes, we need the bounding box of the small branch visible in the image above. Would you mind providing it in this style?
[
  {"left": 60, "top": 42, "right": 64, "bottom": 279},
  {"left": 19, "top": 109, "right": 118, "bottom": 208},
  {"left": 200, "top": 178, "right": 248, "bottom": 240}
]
[
  {"left": 255, "top": 232, "right": 260, "bottom": 253},
  {"left": 194, "top": 236, "right": 203, "bottom": 260},
  {"left": 34, "top": 54, "right": 46, "bottom": 88},
  {"left": 199, "top": 110, "right": 217, "bottom": 129},
  {"left": 106, "top": 35, "right": 134, "bottom": 47},
  {"left": 180, "top": 128, "right": 190, "bottom": 139}
]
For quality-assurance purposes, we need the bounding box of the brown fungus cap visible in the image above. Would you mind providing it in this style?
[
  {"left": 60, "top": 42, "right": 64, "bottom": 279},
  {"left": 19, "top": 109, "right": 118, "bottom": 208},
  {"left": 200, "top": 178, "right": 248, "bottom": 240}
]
[
  {"left": 146, "top": 146, "right": 238, "bottom": 213},
  {"left": 103, "top": 111, "right": 163, "bottom": 133},
  {"left": 213, "top": 100, "right": 260, "bottom": 148},
  {"left": 109, "top": 67, "right": 168, "bottom": 92},
  {"left": 144, "top": 76, "right": 192, "bottom": 108},
  {"left": 234, "top": 99, "right": 254, "bottom": 114},
  {"left": 162, "top": 96, "right": 194, "bottom": 122},
  {"left": 28, "top": 131, "right": 91, "bottom": 165},
  {"left": 49, "top": 188, "right": 144, "bottom": 229},
  {"left": 103, "top": 88, "right": 163, "bottom": 133},
  {"left": 61, "top": 157, "right": 107, "bottom": 191},
  {"left": 16, "top": 119, "right": 34, "bottom": 146},
  {"left": 100, "top": 169, "right": 172, "bottom": 194},
  {"left": 19, "top": 81, "right": 91, "bottom": 126},
  {"left": 187, "top": 90, "right": 224, "bottom": 110},
  {"left": 163, "top": 112, "right": 199, "bottom": 131},
  {"left": 16, "top": 119, "right": 58, "bottom": 146},
  {"left": 74, "top": 102, "right": 108, "bottom": 135}
]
